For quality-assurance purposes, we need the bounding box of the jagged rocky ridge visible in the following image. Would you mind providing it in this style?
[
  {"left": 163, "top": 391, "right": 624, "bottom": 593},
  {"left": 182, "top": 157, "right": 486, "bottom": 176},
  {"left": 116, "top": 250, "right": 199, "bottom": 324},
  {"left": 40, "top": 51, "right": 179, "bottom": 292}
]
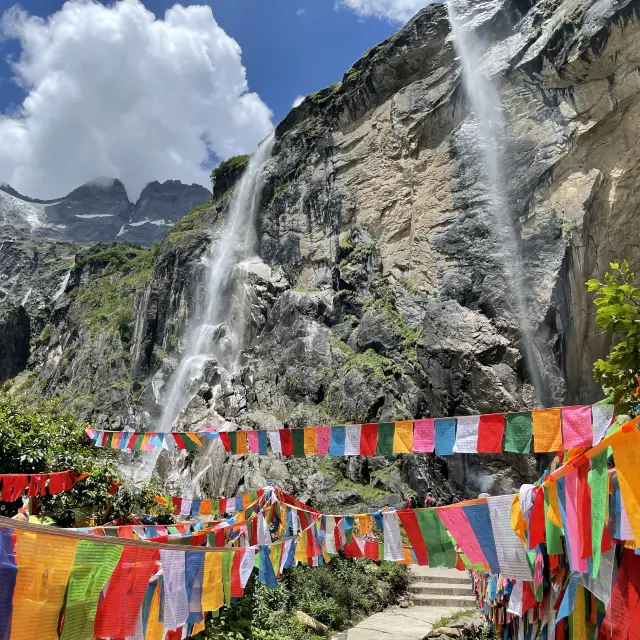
[
  {"left": 0, "top": 178, "right": 211, "bottom": 245},
  {"left": 2, "top": 0, "right": 640, "bottom": 509}
]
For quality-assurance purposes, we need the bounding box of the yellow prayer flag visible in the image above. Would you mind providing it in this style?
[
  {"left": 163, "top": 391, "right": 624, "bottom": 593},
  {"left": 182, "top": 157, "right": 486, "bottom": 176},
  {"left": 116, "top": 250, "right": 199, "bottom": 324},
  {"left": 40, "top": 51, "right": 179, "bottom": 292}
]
[
  {"left": 186, "top": 433, "right": 203, "bottom": 446},
  {"left": 358, "top": 515, "right": 372, "bottom": 539},
  {"left": 11, "top": 531, "right": 78, "bottom": 640},
  {"left": 303, "top": 427, "right": 318, "bottom": 455},
  {"left": 573, "top": 585, "right": 588, "bottom": 640},
  {"left": 610, "top": 426, "right": 640, "bottom": 542},
  {"left": 393, "top": 421, "right": 414, "bottom": 454},
  {"left": 192, "top": 621, "right": 206, "bottom": 635},
  {"left": 532, "top": 409, "right": 563, "bottom": 452},
  {"left": 295, "top": 534, "right": 307, "bottom": 564},
  {"left": 236, "top": 431, "right": 248, "bottom": 454},
  {"left": 546, "top": 481, "right": 563, "bottom": 529},
  {"left": 202, "top": 552, "right": 224, "bottom": 612},
  {"left": 510, "top": 494, "right": 527, "bottom": 546},
  {"left": 145, "top": 585, "right": 164, "bottom": 640}
]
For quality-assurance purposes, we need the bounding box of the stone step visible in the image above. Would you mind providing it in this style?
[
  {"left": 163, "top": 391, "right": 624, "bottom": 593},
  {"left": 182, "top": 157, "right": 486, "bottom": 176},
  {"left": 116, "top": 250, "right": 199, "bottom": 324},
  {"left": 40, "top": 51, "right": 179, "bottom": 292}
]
[
  {"left": 410, "top": 594, "right": 477, "bottom": 608},
  {"left": 409, "top": 573, "right": 471, "bottom": 585},
  {"left": 408, "top": 583, "right": 472, "bottom": 596}
]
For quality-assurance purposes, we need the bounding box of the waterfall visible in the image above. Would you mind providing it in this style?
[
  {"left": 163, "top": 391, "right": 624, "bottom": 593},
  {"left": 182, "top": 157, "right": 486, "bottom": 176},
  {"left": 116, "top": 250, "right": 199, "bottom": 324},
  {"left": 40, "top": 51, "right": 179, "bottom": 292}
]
[
  {"left": 134, "top": 133, "right": 275, "bottom": 481},
  {"left": 447, "top": 0, "right": 548, "bottom": 405}
]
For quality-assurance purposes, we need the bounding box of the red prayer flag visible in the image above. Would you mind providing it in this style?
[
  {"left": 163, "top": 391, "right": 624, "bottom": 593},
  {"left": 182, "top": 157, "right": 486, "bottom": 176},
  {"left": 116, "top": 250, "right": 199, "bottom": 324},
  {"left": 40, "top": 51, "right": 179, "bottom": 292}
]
[
  {"left": 577, "top": 463, "right": 592, "bottom": 561},
  {"left": 360, "top": 424, "right": 378, "bottom": 456},
  {"left": 173, "top": 433, "right": 187, "bottom": 450},
  {"left": 477, "top": 414, "right": 505, "bottom": 453},
  {"left": 397, "top": 509, "right": 429, "bottom": 566},
  {"left": 364, "top": 541, "right": 380, "bottom": 560},
  {"left": 93, "top": 546, "right": 159, "bottom": 638},
  {"left": 171, "top": 497, "right": 182, "bottom": 514},
  {"left": 280, "top": 430, "right": 293, "bottom": 457},
  {"left": 1, "top": 474, "right": 29, "bottom": 502},
  {"left": 47, "top": 471, "right": 67, "bottom": 495},
  {"left": 528, "top": 487, "right": 546, "bottom": 550},
  {"left": 27, "top": 474, "right": 47, "bottom": 497},
  {"left": 231, "top": 549, "right": 245, "bottom": 598},
  {"left": 219, "top": 433, "right": 231, "bottom": 452},
  {"left": 343, "top": 540, "right": 363, "bottom": 558}
]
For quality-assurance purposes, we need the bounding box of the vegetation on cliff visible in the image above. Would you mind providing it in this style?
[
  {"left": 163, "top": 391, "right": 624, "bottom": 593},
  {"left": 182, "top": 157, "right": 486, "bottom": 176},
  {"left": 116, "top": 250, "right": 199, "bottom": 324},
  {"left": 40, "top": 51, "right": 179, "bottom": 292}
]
[{"left": 587, "top": 260, "right": 640, "bottom": 414}]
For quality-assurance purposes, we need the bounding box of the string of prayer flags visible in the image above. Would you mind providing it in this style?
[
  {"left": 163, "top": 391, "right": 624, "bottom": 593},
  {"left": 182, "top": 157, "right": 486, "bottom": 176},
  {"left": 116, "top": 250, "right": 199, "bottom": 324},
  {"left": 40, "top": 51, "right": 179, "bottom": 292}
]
[
  {"left": 87, "top": 403, "right": 615, "bottom": 457},
  {"left": 0, "top": 470, "right": 80, "bottom": 502}
]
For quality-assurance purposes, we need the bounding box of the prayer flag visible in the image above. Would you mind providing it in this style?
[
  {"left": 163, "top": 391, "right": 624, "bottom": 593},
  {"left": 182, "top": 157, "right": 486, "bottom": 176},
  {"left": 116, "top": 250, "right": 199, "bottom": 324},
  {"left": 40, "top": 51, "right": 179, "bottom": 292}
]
[
  {"left": 329, "top": 427, "right": 346, "bottom": 456},
  {"left": 487, "top": 495, "right": 532, "bottom": 580},
  {"left": 228, "top": 432, "right": 238, "bottom": 455},
  {"left": 159, "top": 550, "right": 188, "bottom": 632},
  {"left": 94, "top": 546, "right": 160, "bottom": 638},
  {"left": 504, "top": 413, "right": 532, "bottom": 454},
  {"left": 397, "top": 510, "right": 429, "bottom": 566},
  {"left": 463, "top": 503, "right": 500, "bottom": 573},
  {"left": 247, "top": 431, "right": 259, "bottom": 453},
  {"left": 413, "top": 419, "right": 435, "bottom": 453},
  {"left": 453, "top": 416, "right": 479, "bottom": 453},
  {"left": 344, "top": 426, "right": 361, "bottom": 456},
  {"left": 291, "top": 429, "right": 305, "bottom": 458},
  {"left": 303, "top": 428, "right": 317, "bottom": 455},
  {"left": 219, "top": 433, "right": 231, "bottom": 453},
  {"left": 591, "top": 404, "right": 614, "bottom": 446},
  {"left": 393, "top": 421, "right": 414, "bottom": 454},
  {"left": 235, "top": 432, "right": 248, "bottom": 455},
  {"left": 561, "top": 406, "right": 592, "bottom": 448},
  {"left": 532, "top": 409, "right": 563, "bottom": 453},
  {"left": 10, "top": 531, "right": 77, "bottom": 640},
  {"left": 477, "top": 414, "right": 504, "bottom": 453},
  {"left": 0, "top": 529, "right": 16, "bottom": 640},
  {"left": 316, "top": 426, "right": 331, "bottom": 456},
  {"left": 258, "top": 430, "right": 268, "bottom": 455},
  {"left": 279, "top": 430, "right": 293, "bottom": 457},
  {"left": 438, "top": 506, "right": 486, "bottom": 566},
  {"left": 382, "top": 512, "right": 405, "bottom": 561},
  {"left": 609, "top": 426, "right": 640, "bottom": 542},
  {"left": 60, "top": 540, "right": 123, "bottom": 640},
  {"left": 268, "top": 431, "right": 281, "bottom": 455},
  {"left": 376, "top": 423, "right": 395, "bottom": 456},
  {"left": 202, "top": 552, "right": 224, "bottom": 612},
  {"left": 360, "top": 423, "right": 378, "bottom": 455},
  {"left": 434, "top": 419, "right": 456, "bottom": 456},
  {"left": 415, "top": 510, "right": 456, "bottom": 568}
]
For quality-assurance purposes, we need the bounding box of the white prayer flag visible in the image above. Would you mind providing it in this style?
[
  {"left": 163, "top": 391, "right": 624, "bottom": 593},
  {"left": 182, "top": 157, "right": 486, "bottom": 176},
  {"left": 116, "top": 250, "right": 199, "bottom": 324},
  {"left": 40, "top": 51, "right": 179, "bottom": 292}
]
[
  {"left": 325, "top": 517, "right": 337, "bottom": 555},
  {"left": 240, "top": 549, "right": 256, "bottom": 587},
  {"left": 383, "top": 512, "right": 405, "bottom": 561},
  {"left": 179, "top": 499, "right": 192, "bottom": 517},
  {"left": 160, "top": 550, "right": 188, "bottom": 632},
  {"left": 592, "top": 404, "right": 614, "bottom": 445},
  {"left": 453, "top": 416, "right": 479, "bottom": 453},
  {"left": 507, "top": 580, "right": 524, "bottom": 616},
  {"left": 269, "top": 431, "right": 282, "bottom": 454},
  {"left": 488, "top": 495, "right": 533, "bottom": 580},
  {"left": 344, "top": 426, "right": 361, "bottom": 455}
]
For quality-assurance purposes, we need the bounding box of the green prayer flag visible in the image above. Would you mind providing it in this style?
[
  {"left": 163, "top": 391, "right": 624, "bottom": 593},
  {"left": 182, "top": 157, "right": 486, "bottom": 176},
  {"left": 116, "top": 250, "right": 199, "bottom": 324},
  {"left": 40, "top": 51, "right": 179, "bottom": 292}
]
[
  {"left": 133, "top": 433, "right": 144, "bottom": 451},
  {"left": 504, "top": 412, "right": 532, "bottom": 453},
  {"left": 181, "top": 434, "right": 198, "bottom": 451},
  {"left": 249, "top": 491, "right": 258, "bottom": 502},
  {"left": 60, "top": 540, "right": 123, "bottom": 640},
  {"left": 291, "top": 429, "right": 305, "bottom": 458},
  {"left": 544, "top": 486, "right": 563, "bottom": 555},
  {"left": 211, "top": 499, "right": 220, "bottom": 515},
  {"left": 222, "top": 551, "right": 233, "bottom": 606},
  {"left": 589, "top": 450, "right": 608, "bottom": 577},
  {"left": 228, "top": 432, "right": 238, "bottom": 455},
  {"left": 416, "top": 510, "right": 456, "bottom": 568},
  {"left": 376, "top": 423, "right": 395, "bottom": 456}
]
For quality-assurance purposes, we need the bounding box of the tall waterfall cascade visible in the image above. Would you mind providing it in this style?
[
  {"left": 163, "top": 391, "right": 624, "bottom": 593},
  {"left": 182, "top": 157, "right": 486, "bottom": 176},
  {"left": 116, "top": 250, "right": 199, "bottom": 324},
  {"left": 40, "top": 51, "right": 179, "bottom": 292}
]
[
  {"left": 133, "top": 134, "right": 275, "bottom": 482},
  {"left": 447, "top": 0, "right": 548, "bottom": 405}
]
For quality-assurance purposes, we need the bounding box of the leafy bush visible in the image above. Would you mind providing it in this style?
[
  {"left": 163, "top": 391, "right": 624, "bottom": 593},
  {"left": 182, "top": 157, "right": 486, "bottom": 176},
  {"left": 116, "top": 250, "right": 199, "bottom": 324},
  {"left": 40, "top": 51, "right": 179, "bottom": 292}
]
[
  {"left": 196, "top": 556, "right": 409, "bottom": 640},
  {"left": 586, "top": 260, "right": 640, "bottom": 414},
  {"left": 0, "top": 392, "right": 169, "bottom": 524}
]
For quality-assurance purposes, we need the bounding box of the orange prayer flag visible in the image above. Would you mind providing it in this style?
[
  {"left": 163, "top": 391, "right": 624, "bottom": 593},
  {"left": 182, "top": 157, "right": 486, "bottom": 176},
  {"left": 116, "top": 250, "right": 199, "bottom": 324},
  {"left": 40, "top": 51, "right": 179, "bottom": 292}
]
[
  {"left": 303, "top": 427, "right": 318, "bottom": 455},
  {"left": 185, "top": 433, "right": 203, "bottom": 446},
  {"left": 532, "top": 409, "right": 563, "bottom": 452},
  {"left": 393, "top": 421, "right": 414, "bottom": 454},
  {"left": 153, "top": 495, "right": 169, "bottom": 506},
  {"left": 242, "top": 493, "right": 251, "bottom": 508},
  {"left": 609, "top": 426, "right": 640, "bottom": 542},
  {"left": 236, "top": 431, "right": 248, "bottom": 455},
  {"left": 200, "top": 500, "right": 212, "bottom": 516}
]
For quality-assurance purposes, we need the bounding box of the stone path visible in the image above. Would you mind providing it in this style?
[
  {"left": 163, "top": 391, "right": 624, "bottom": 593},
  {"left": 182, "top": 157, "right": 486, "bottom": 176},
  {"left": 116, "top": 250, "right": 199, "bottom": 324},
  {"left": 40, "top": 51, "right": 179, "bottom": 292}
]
[{"left": 333, "top": 566, "right": 476, "bottom": 640}]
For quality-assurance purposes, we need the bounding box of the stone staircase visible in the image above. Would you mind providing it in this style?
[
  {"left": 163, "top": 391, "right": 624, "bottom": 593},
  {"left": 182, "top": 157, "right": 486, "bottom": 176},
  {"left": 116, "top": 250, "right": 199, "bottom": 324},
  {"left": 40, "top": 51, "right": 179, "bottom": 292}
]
[{"left": 407, "top": 566, "right": 476, "bottom": 608}]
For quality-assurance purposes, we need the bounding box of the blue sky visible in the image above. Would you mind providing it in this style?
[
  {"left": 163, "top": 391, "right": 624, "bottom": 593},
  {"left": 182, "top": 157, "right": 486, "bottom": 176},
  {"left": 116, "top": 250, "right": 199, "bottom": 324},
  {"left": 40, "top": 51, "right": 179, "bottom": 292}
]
[{"left": 0, "top": 0, "right": 425, "bottom": 198}]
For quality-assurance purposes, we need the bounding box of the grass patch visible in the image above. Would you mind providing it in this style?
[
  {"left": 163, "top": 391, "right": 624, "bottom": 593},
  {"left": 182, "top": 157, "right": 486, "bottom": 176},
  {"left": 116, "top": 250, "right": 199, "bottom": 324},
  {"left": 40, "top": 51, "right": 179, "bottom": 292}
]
[{"left": 432, "top": 609, "right": 479, "bottom": 629}]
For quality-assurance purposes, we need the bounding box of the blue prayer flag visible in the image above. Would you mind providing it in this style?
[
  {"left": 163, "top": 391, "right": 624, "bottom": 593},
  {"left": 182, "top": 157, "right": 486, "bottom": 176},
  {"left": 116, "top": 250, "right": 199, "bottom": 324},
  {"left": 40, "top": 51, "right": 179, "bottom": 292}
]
[
  {"left": 434, "top": 419, "right": 456, "bottom": 456},
  {"left": 329, "top": 426, "right": 346, "bottom": 456}
]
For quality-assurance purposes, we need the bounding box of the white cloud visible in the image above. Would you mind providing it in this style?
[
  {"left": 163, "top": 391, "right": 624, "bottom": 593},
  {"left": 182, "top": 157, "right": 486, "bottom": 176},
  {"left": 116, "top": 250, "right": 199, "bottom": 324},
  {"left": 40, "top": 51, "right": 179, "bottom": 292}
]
[
  {"left": 292, "top": 96, "right": 305, "bottom": 108},
  {"left": 338, "top": 0, "right": 429, "bottom": 23},
  {"left": 296, "top": 8, "right": 306, "bottom": 16},
  {"left": 0, "top": 0, "right": 273, "bottom": 200}
]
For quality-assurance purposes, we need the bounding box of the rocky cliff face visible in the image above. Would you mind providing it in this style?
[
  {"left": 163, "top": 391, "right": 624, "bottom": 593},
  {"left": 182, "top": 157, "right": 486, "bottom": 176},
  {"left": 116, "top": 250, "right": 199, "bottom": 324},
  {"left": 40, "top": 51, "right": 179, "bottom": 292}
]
[
  {"left": 0, "top": 178, "right": 210, "bottom": 245},
  {"left": 2, "top": 0, "right": 639, "bottom": 508}
]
